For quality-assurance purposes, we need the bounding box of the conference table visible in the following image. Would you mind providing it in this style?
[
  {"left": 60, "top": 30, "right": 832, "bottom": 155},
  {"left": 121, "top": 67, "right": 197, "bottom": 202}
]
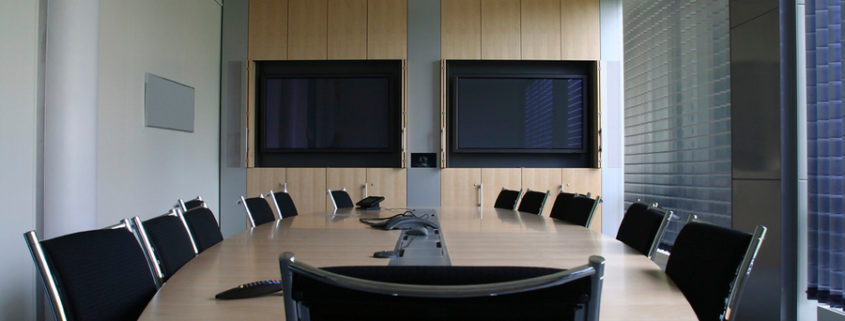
[{"left": 139, "top": 207, "right": 697, "bottom": 320}]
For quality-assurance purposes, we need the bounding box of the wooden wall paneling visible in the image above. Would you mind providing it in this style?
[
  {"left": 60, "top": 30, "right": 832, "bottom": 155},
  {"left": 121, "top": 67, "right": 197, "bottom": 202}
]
[
  {"left": 480, "top": 168, "right": 522, "bottom": 209},
  {"left": 286, "top": 168, "right": 328, "bottom": 214},
  {"left": 326, "top": 168, "right": 367, "bottom": 210},
  {"left": 561, "top": 168, "right": 602, "bottom": 232},
  {"left": 441, "top": 0, "right": 481, "bottom": 59},
  {"left": 441, "top": 168, "right": 482, "bottom": 207},
  {"left": 560, "top": 0, "right": 600, "bottom": 60},
  {"left": 246, "top": 168, "right": 288, "bottom": 198},
  {"left": 249, "top": 0, "right": 288, "bottom": 60},
  {"left": 520, "top": 0, "right": 561, "bottom": 60},
  {"left": 480, "top": 0, "right": 521, "bottom": 59},
  {"left": 367, "top": 168, "right": 407, "bottom": 209},
  {"left": 521, "top": 168, "right": 562, "bottom": 216},
  {"left": 328, "top": 0, "right": 367, "bottom": 59},
  {"left": 288, "top": 0, "right": 328, "bottom": 60},
  {"left": 247, "top": 61, "right": 256, "bottom": 167},
  {"left": 368, "top": 0, "right": 408, "bottom": 59}
]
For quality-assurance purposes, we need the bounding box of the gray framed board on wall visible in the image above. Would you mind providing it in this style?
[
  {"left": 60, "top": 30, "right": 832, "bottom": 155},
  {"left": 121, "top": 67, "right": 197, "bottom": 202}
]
[{"left": 145, "top": 73, "right": 195, "bottom": 132}]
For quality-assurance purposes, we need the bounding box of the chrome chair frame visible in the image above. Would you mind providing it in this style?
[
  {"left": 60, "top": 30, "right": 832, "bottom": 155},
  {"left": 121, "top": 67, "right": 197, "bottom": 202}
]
[
  {"left": 264, "top": 189, "right": 286, "bottom": 220},
  {"left": 518, "top": 189, "right": 550, "bottom": 215},
  {"left": 128, "top": 208, "right": 198, "bottom": 286},
  {"left": 327, "top": 188, "right": 349, "bottom": 211},
  {"left": 177, "top": 195, "right": 205, "bottom": 212},
  {"left": 496, "top": 187, "right": 524, "bottom": 210},
  {"left": 677, "top": 215, "right": 767, "bottom": 321},
  {"left": 722, "top": 225, "right": 767, "bottom": 320},
  {"left": 583, "top": 195, "right": 602, "bottom": 228},
  {"left": 125, "top": 217, "right": 164, "bottom": 288},
  {"left": 24, "top": 230, "right": 69, "bottom": 321},
  {"left": 24, "top": 222, "right": 159, "bottom": 321},
  {"left": 722, "top": 225, "right": 766, "bottom": 320},
  {"left": 646, "top": 207, "right": 673, "bottom": 260},
  {"left": 174, "top": 208, "right": 200, "bottom": 255},
  {"left": 238, "top": 195, "right": 258, "bottom": 228},
  {"left": 280, "top": 252, "right": 606, "bottom": 321}
]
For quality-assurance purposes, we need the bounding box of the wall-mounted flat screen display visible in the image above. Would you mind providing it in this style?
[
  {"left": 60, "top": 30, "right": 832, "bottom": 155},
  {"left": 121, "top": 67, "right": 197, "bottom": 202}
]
[
  {"left": 455, "top": 76, "right": 585, "bottom": 153},
  {"left": 255, "top": 60, "right": 402, "bottom": 168},
  {"left": 262, "top": 77, "right": 391, "bottom": 151}
]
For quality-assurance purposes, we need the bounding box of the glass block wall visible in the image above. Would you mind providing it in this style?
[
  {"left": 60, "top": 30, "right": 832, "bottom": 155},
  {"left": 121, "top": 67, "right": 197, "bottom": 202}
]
[
  {"left": 806, "top": 0, "right": 844, "bottom": 307},
  {"left": 623, "top": 0, "right": 732, "bottom": 246}
]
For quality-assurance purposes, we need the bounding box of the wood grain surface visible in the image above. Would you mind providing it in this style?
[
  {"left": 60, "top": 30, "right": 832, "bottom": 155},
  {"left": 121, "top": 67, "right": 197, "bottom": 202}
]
[{"left": 139, "top": 207, "right": 696, "bottom": 320}]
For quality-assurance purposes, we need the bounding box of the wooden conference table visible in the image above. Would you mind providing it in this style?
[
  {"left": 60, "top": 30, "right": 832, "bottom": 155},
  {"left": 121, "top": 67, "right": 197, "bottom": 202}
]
[{"left": 139, "top": 207, "right": 696, "bottom": 320}]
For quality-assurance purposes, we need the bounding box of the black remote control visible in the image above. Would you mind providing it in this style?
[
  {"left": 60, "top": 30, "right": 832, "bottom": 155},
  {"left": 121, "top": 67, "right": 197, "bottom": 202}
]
[{"left": 215, "top": 280, "right": 283, "bottom": 300}]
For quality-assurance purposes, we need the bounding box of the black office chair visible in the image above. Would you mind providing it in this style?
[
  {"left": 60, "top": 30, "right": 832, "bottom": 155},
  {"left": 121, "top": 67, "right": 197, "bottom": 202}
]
[
  {"left": 549, "top": 191, "right": 578, "bottom": 219},
  {"left": 280, "top": 252, "right": 605, "bottom": 321},
  {"left": 24, "top": 225, "right": 158, "bottom": 321},
  {"left": 267, "top": 189, "right": 299, "bottom": 218},
  {"left": 178, "top": 195, "right": 205, "bottom": 213},
  {"left": 328, "top": 188, "right": 354, "bottom": 210},
  {"left": 132, "top": 210, "right": 197, "bottom": 283},
  {"left": 549, "top": 194, "right": 601, "bottom": 228},
  {"left": 615, "top": 203, "right": 671, "bottom": 257},
  {"left": 494, "top": 188, "right": 523, "bottom": 210},
  {"left": 665, "top": 222, "right": 766, "bottom": 321},
  {"left": 517, "top": 189, "right": 550, "bottom": 215},
  {"left": 180, "top": 207, "right": 224, "bottom": 253},
  {"left": 239, "top": 195, "right": 277, "bottom": 227}
]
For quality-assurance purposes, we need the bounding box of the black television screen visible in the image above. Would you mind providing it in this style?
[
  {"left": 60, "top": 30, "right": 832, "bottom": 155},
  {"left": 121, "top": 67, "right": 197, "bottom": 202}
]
[
  {"left": 261, "top": 77, "right": 391, "bottom": 151},
  {"left": 255, "top": 60, "right": 402, "bottom": 168},
  {"left": 455, "top": 76, "right": 585, "bottom": 153}
]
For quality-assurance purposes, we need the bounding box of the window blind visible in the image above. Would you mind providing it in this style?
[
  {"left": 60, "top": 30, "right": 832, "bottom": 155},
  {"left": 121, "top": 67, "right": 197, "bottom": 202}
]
[
  {"left": 806, "top": 0, "right": 844, "bottom": 308},
  {"left": 623, "top": 0, "right": 732, "bottom": 246}
]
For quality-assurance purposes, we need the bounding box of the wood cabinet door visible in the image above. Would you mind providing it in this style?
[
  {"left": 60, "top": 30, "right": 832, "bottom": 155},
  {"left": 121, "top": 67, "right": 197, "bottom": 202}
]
[
  {"left": 521, "top": 168, "right": 562, "bottom": 216},
  {"left": 248, "top": 0, "right": 288, "bottom": 60},
  {"left": 521, "top": 0, "right": 561, "bottom": 60},
  {"left": 441, "top": 168, "right": 482, "bottom": 207},
  {"left": 288, "top": 0, "right": 328, "bottom": 59},
  {"left": 366, "top": 168, "right": 407, "bottom": 209},
  {"left": 286, "top": 168, "right": 328, "bottom": 214},
  {"left": 246, "top": 168, "right": 287, "bottom": 198},
  {"left": 368, "top": 0, "right": 407, "bottom": 59},
  {"left": 328, "top": 0, "right": 367, "bottom": 59},
  {"left": 480, "top": 168, "right": 522, "bottom": 209},
  {"left": 481, "top": 0, "right": 521, "bottom": 59},
  {"left": 561, "top": 0, "right": 600, "bottom": 60},
  {"left": 326, "top": 168, "right": 367, "bottom": 210},
  {"left": 441, "top": 0, "right": 481, "bottom": 59}
]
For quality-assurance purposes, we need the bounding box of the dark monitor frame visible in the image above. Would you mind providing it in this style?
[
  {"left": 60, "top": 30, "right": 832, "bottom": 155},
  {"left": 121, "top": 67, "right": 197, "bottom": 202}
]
[
  {"left": 446, "top": 60, "right": 599, "bottom": 168},
  {"left": 255, "top": 60, "right": 404, "bottom": 168}
]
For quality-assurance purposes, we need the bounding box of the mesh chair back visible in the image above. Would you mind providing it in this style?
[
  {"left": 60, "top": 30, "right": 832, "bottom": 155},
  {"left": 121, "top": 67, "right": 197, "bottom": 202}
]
[
  {"left": 182, "top": 207, "right": 223, "bottom": 253},
  {"left": 280, "top": 252, "right": 605, "bottom": 321},
  {"left": 272, "top": 191, "right": 299, "bottom": 218},
  {"left": 517, "top": 190, "right": 550, "bottom": 215},
  {"left": 184, "top": 199, "right": 204, "bottom": 210},
  {"left": 665, "top": 222, "right": 758, "bottom": 321},
  {"left": 493, "top": 188, "right": 522, "bottom": 210},
  {"left": 329, "top": 189, "right": 354, "bottom": 209},
  {"left": 178, "top": 196, "right": 205, "bottom": 213},
  {"left": 141, "top": 215, "right": 197, "bottom": 281},
  {"left": 549, "top": 192, "right": 578, "bottom": 220},
  {"left": 615, "top": 203, "right": 664, "bottom": 256},
  {"left": 550, "top": 194, "right": 599, "bottom": 227},
  {"left": 26, "top": 228, "right": 157, "bottom": 321},
  {"left": 244, "top": 196, "right": 276, "bottom": 227}
]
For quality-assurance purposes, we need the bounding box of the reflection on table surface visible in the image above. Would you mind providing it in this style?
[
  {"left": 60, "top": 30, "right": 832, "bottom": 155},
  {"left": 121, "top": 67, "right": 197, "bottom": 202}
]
[{"left": 139, "top": 207, "right": 696, "bottom": 321}]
